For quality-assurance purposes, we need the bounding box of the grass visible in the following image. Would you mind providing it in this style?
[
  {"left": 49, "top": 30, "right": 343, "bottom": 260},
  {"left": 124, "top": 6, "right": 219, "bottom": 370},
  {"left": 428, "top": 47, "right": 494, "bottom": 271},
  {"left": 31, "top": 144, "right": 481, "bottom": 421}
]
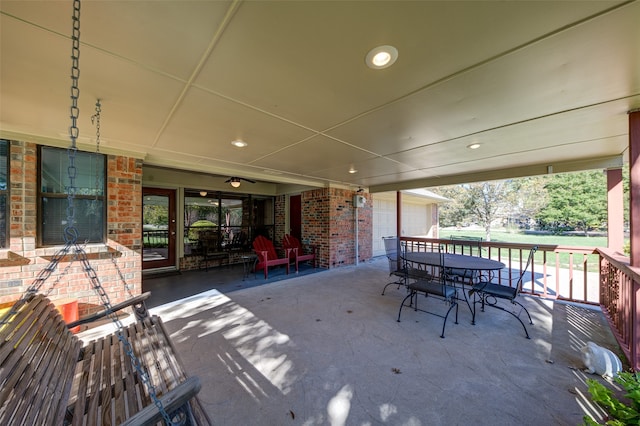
[
  {"left": 446, "top": 228, "right": 609, "bottom": 248},
  {"left": 445, "top": 228, "right": 617, "bottom": 272}
]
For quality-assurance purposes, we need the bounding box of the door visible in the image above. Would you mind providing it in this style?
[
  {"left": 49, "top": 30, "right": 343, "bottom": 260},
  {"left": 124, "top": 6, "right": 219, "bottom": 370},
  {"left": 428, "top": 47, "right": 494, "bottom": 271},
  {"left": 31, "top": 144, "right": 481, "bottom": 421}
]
[
  {"left": 142, "top": 188, "right": 176, "bottom": 269},
  {"left": 289, "top": 194, "right": 301, "bottom": 240}
]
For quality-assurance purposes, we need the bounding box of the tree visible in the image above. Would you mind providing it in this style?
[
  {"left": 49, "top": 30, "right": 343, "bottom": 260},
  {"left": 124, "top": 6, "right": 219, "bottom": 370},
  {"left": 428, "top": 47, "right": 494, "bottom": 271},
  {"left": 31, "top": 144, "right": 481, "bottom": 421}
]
[
  {"left": 462, "top": 181, "right": 510, "bottom": 241},
  {"left": 434, "top": 180, "right": 522, "bottom": 241},
  {"left": 503, "top": 176, "right": 549, "bottom": 230},
  {"left": 535, "top": 171, "right": 607, "bottom": 234},
  {"left": 435, "top": 186, "right": 468, "bottom": 228}
]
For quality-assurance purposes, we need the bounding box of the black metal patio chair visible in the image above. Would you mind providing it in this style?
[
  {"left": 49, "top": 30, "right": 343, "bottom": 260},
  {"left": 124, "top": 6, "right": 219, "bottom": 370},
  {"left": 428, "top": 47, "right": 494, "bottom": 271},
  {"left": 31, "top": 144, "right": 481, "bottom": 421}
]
[
  {"left": 469, "top": 246, "right": 538, "bottom": 338},
  {"left": 446, "top": 236, "right": 484, "bottom": 286},
  {"left": 381, "top": 236, "right": 407, "bottom": 295},
  {"left": 397, "top": 242, "right": 459, "bottom": 338}
]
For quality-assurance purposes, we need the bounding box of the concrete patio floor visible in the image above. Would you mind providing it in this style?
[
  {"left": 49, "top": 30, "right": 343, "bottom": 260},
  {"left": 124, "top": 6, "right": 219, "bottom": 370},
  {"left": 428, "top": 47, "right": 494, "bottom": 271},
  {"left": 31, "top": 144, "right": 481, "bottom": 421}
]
[{"left": 110, "top": 258, "right": 622, "bottom": 425}]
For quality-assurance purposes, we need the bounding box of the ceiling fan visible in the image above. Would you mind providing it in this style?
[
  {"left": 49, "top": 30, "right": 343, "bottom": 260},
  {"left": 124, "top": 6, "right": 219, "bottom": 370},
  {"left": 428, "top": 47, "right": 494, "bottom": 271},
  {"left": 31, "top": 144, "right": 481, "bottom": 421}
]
[{"left": 225, "top": 177, "right": 256, "bottom": 188}]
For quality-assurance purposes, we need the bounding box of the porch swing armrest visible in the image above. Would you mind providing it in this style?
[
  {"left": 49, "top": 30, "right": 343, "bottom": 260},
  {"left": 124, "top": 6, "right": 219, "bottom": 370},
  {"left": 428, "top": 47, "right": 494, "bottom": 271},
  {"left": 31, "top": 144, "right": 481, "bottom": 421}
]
[
  {"left": 66, "top": 291, "right": 151, "bottom": 329},
  {"left": 120, "top": 377, "right": 202, "bottom": 426}
]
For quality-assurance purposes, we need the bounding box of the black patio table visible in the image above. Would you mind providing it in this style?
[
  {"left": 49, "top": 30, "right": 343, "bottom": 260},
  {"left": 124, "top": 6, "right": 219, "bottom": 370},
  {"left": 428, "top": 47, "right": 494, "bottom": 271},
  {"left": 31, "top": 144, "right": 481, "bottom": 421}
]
[
  {"left": 403, "top": 251, "right": 505, "bottom": 273},
  {"left": 402, "top": 251, "right": 505, "bottom": 321}
]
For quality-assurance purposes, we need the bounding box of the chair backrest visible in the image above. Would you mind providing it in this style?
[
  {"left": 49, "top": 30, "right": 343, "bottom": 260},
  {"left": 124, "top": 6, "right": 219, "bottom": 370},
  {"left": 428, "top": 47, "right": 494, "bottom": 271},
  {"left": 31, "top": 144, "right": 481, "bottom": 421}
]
[
  {"left": 400, "top": 240, "right": 446, "bottom": 280},
  {"left": 382, "top": 236, "right": 399, "bottom": 260},
  {"left": 253, "top": 235, "right": 278, "bottom": 260},
  {"left": 382, "top": 236, "right": 401, "bottom": 273},
  {"left": 449, "top": 235, "right": 483, "bottom": 256},
  {"left": 515, "top": 246, "right": 538, "bottom": 293},
  {"left": 283, "top": 234, "right": 303, "bottom": 252},
  {"left": 199, "top": 230, "right": 219, "bottom": 252}
]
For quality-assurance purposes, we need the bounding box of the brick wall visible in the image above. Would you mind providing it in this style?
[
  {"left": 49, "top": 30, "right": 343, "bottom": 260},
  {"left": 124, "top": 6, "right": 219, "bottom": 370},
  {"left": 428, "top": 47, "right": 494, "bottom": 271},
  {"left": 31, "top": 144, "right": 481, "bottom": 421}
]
[
  {"left": 302, "top": 188, "right": 372, "bottom": 268},
  {"left": 0, "top": 140, "right": 142, "bottom": 317},
  {"left": 274, "top": 195, "right": 286, "bottom": 245}
]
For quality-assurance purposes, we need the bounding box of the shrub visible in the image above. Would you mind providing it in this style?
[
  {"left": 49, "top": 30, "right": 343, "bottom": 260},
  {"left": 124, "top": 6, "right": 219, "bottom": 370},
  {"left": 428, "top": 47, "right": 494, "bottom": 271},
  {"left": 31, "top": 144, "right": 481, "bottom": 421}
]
[
  {"left": 187, "top": 220, "right": 216, "bottom": 242},
  {"left": 584, "top": 372, "right": 640, "bottom": 425}
]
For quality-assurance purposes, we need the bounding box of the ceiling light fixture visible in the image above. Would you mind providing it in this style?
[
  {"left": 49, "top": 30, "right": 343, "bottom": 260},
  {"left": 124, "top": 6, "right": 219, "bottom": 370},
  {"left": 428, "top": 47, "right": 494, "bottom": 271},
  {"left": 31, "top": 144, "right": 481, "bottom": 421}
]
[
  {"left": 199, "top": 191, "right": 207, "bottom": 197},
  {"left": 231, "top": 140, "right": 248, "bottom": 148},
  {"left": 467, "top": 143, "right": 481, "bottom": 150},
  {"left": 365, "top": 45, "right": 398, "bottom": 69},
  {"left": 349, "top": 167, "right": 357, "bottom": 174},
  {"left": 225, "top": 176, "right": 256, "bottom": 187}
]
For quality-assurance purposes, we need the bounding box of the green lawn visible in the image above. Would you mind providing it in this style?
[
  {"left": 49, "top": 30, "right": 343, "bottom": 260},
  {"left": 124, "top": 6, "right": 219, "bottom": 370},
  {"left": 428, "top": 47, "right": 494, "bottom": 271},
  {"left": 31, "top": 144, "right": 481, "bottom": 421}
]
[
  {"left": 446, "top": 229, "right": 609, "bottom": 248},
  {"left": 445, "top": 229, "right": 613, "bottom": 271}
]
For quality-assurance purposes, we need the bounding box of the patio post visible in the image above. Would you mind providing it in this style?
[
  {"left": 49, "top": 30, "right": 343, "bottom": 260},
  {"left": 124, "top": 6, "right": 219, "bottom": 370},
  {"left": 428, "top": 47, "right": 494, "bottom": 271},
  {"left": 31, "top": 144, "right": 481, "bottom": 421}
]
[
  {"left": 396, "top": 191, "right": 402, "bottom": 239},
  {"left": 630, "top": 109, "right": 640, "bottom": 266},
  {"left": 606, "top": 168, "right": 624, "bottom": 253}
]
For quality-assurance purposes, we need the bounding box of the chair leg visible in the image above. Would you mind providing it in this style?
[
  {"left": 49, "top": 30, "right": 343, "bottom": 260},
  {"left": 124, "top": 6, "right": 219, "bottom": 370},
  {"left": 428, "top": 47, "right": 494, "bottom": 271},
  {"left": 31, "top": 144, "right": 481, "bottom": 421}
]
[
  {"left": 397, "top": 292, "right": 414, "bottom": 322},
  {"left": 514, "top": 300, "right": 534, "bottom": 325},
  {"left": 475, "top": 294, "right": 532, "bottom": 339},
  {"left": 381, "top": 279, "right": 403, "bottom": 296},
  {"left": 440, "top": 301, "right": 458, "bottom": 338}
]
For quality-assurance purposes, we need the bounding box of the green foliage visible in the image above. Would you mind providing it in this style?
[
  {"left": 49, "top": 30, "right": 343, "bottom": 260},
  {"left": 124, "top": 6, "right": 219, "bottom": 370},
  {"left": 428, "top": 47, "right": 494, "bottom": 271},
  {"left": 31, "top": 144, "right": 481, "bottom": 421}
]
[
  {"left": 187, "top": 219, "right": 216, "bottom": 242},
  {"left": 585, "top": 372, "right": 640, "bottom": 425},
  {"left": 143, "top": 204, "right": 167, "bottom": 225},
  {"left": 536, "top": 171, "right": 607, "bottom": 233},
  {"left": 434, "top": 180, "right": 536, "bottom": 241}
]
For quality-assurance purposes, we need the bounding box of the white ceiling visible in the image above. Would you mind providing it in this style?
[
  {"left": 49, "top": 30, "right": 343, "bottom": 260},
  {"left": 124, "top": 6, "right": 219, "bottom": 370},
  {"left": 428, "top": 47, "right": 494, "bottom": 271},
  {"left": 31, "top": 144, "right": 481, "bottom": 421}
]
[{"left": 1, "top": 0, "right": 638, "bottom": 192}]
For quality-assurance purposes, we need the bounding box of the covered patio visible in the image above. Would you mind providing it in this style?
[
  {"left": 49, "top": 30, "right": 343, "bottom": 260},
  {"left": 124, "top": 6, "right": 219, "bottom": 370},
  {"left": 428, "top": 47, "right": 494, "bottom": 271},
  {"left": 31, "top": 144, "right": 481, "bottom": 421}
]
[{"left": 110, "top": 257, "right": 618, "bottom": 424}]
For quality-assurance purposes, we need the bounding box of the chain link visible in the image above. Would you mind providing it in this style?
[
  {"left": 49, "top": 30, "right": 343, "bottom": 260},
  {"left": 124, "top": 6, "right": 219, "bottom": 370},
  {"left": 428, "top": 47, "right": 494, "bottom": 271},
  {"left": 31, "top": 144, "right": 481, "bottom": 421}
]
[
  {"left": 91, "top": 99, "right": 101, "bottom": 153},
  {"left": 66, "top": 1, "right": 173, "bottom": 423},
  {"left": 4, "top": 0, "right": 176, "bottom": 423}
]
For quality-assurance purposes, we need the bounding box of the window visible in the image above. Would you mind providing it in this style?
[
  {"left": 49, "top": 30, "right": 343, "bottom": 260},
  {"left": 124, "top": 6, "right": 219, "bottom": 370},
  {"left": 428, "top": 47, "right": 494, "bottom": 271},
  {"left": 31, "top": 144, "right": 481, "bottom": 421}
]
[
  {"left": 0, "top": 140, "right": 8, "bottom": 248},
  {"left": 183, "top": 191, "right": 252, "bottom": 254},
  {"left": 39, "top": 146, "right": 105, "bottom": 245}
]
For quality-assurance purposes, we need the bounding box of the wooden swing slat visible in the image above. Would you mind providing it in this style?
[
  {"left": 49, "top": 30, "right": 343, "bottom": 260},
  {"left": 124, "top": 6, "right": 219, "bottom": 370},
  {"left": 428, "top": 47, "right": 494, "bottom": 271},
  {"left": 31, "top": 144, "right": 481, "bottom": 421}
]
[
  {"left": 0, "top": 295, "right": 81, "bottom": 425},
  {"left": 0, "top": 294, "right": 210, "bottom": 425}
]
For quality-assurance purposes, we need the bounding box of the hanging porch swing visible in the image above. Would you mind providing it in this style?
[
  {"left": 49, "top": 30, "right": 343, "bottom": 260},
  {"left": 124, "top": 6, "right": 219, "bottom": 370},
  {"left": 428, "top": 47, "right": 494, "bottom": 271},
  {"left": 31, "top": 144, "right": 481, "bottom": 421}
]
[{"left": 0, "top": 1, "right": 210, "bottom": 424}]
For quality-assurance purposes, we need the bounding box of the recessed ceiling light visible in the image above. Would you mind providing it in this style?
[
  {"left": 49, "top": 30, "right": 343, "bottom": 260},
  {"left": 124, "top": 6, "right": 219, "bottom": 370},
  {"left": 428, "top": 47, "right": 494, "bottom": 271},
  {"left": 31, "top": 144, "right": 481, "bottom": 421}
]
[
  {"left": 366, "top": 45, "right": 398, "bottom": 69},
  {"left": 349, "top": 168, "right": 357, "bottom": 174},
  {"left": 467, "top": 143, "right": 481, "bottom": 150},
  {"left": 231, "top": 140, "right": 248, "bottom": 148}
]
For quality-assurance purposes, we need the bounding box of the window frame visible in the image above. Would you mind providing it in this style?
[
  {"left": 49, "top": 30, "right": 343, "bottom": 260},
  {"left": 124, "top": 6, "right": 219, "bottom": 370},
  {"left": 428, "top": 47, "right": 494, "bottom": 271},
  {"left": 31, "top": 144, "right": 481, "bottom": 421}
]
[{"left": 37, "top": 146, "right": 107, "bottom": 246}]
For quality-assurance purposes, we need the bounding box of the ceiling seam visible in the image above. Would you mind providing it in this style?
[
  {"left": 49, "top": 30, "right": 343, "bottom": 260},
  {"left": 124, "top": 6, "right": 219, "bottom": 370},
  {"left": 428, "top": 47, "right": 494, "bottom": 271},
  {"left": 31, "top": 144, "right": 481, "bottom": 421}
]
[
  {"left": 150, "top": 0, "right": 244, "bottom": 148},
  {"left": 384, "top": 93, "right": 640, "bottom": 158},
  {"left": 414, "top": 134, "right": 629, "bottom": 174},
  {"left": 317, "top": 0, "right": 638, "bottom": 133},
  {"left": 189, "top": 0, "right": 637, "bottom": 167},
  {"left": 0, "top": 11, "right": 188, "bottom": 83}
]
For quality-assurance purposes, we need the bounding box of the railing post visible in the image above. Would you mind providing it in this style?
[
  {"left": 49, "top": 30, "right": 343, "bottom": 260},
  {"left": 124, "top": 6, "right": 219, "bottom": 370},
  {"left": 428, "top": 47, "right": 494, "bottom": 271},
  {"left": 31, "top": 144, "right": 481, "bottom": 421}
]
[
  {"left": 633, "top": 279, "right": 640, "bottom": 370},
  {"left": 629, "top": 109, "right": 640, "bottom": 266}
]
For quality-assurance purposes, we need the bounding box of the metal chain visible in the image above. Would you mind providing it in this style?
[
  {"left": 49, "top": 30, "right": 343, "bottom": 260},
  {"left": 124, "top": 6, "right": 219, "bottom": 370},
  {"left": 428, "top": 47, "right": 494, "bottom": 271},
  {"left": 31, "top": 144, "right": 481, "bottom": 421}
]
[
  {"left": 65, "top": 2, "right": 173, "bottom": 423},
  {"left": 65, "top": 0, "right": 81, "bottom": 245},
  {"left": 90, "top": 99, "right": 101, "bottom": 153},
  {"left": 71, "top": 244, "right": 174, "bottom": 425},
  {"left": 90, "top": 102, "right": 143, "bottom": 310},
  {"left": 6, "top": 1, "right": 176, "bottom": 423}
]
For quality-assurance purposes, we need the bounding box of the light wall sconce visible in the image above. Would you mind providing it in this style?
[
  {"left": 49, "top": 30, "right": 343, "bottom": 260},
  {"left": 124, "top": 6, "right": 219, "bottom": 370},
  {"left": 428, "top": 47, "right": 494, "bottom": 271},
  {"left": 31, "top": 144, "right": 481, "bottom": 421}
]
[{"left": 200, "top": 191, "right": 207, "bottom": 197}]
